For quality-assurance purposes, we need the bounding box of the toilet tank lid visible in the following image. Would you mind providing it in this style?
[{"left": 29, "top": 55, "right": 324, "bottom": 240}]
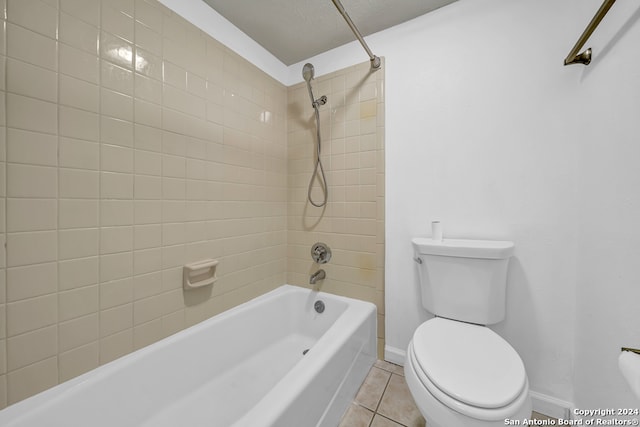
[{"left": 412, "top": 237, "right": 514, "bottom": 259}]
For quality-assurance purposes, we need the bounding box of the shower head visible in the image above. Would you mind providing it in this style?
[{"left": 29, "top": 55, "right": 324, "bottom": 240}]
[
  {"left": 302, "top": 63, "right": 315, "bottom": 82},
  {"left": 302, "top": 62, "right": 326, "bottom": 109}
]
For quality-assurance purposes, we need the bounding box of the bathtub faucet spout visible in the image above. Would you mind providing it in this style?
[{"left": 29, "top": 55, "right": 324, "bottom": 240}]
[{"left": 310, "top": 269, "right": 326, "bottom": 285}]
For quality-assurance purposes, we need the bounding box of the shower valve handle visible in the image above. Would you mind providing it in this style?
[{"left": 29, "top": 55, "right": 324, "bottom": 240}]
[{"left": 311, "top": 242, "right": 331, "bottom": 264}]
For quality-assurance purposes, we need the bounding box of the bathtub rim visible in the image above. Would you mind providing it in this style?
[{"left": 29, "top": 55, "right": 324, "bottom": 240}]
[{"left": 0, "top": 284, "right": 377, "bottom": 426}]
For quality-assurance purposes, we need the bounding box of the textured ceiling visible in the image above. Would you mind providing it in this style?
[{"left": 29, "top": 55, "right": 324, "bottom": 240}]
[{"left": 202, "top": 0, "right": 458, "bottom": 65}]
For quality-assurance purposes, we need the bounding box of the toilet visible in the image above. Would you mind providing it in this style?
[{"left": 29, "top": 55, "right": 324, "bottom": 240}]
[{"left": 404, "top": 237, "right": 532, "bottom": 427}]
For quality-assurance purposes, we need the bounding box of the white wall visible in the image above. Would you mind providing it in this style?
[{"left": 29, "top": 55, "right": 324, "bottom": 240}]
[
  {"left": 378, "top": 0, "right": 640, "bottom": 412},
  {"left": 383, "top": 0, "right": 581, "bottom": 406},
  {"left": 572, "top": 0, "right": 640, "bottom": 409}
]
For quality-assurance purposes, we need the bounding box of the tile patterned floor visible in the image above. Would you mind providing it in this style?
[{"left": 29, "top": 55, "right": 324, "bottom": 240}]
[{"left": 339, "top": 360, "right": 557, "bottom": 427}]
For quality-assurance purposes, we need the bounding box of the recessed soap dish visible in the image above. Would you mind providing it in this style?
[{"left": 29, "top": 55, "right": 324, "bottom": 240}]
[{"left": 183, "top": 259, "right": 218, "bottom": 290}]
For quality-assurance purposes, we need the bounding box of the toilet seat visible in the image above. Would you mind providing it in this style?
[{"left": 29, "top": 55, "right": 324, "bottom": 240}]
[
  {"left": 407, "top": 341, "right": 530, "bottom": 422},
  {"left": 409, "top": 318, "right": 528, "bottom": 420}
]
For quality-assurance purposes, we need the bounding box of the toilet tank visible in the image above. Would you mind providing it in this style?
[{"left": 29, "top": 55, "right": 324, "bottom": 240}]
[{"left": 411, "top": 237, "right": 515, "bottom": 325}]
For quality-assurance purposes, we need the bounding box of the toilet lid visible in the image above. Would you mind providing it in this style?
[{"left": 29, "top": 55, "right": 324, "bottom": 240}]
[{"left": 412, "top": 318, "right": 526, "bottom": 409}]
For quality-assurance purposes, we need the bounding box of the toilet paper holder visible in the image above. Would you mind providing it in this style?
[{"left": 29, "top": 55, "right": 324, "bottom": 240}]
[{"left": 621, "top": 347, "right": 640, "bottom": 355}]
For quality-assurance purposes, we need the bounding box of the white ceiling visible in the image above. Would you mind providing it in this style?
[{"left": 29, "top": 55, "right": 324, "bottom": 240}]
[{"left": 201, "top": 0, "right": 458, "bottom": 66}]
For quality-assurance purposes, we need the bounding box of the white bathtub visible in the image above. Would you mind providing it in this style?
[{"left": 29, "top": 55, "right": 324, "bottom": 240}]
[{"left": 0, "top": 285, "right": 377, "bottom": 427}]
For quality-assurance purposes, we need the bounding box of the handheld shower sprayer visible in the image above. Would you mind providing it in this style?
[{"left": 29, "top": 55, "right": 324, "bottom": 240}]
[
  {"left": 302, "top": 63, "right": 327, "bottom": 108},
  {"left": 302, "top": 63, "right": 328, "bottom": 208},
  {"left": 302, "top": 63, "right": 314, "bottom": 82}
]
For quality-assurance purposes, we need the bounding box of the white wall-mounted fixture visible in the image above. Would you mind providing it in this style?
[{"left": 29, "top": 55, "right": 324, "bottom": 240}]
[{"left": 619, "top": 348, "right": 640, "bottom": 401}]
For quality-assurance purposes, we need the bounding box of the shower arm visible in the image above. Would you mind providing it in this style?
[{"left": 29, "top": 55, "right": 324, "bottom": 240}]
[{"left": 331, "top": 0, "right": 381, "bottom": 70}]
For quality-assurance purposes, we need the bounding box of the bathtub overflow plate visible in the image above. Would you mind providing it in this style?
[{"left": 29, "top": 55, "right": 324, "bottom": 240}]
[{"left": 314, "top": 300, "right": 325, "bottom": 313}]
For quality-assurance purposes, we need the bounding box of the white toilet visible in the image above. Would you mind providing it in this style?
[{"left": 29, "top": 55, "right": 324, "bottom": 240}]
[{"left": 404, "top": 237, "right": 532, "bottom": 427}]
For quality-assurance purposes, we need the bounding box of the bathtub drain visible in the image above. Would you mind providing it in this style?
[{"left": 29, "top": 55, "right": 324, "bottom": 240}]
[{"left": 303, "top": 349, "right": 310, "bottom": 355}]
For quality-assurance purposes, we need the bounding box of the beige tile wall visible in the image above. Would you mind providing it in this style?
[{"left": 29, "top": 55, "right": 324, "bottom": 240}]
[
  {"left": 286, "top": 62, "right": 385, "bottom": 357},
  {"left": 0, "top": 0, "right": 288, "bottom": 407},
  {"left": 0, "top": 0, "right": 386, "bottom": 410}
]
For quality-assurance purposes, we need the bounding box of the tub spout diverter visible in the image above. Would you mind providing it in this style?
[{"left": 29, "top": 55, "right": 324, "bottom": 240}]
[{"left": 310, "top": 269, "right": 326, "bottom": 285}]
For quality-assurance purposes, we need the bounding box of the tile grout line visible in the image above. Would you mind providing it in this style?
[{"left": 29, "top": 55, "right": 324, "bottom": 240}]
[
  {"left": 375, "top": 412, "right": 410, "bottom": 427},
  {"left": 367, "top": 370, "right": 394, "bottom": 427}
]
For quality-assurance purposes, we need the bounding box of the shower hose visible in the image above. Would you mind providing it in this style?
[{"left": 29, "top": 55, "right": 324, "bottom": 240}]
[{"left": 308, "top": 103, "right": 328, "bottom": 208}]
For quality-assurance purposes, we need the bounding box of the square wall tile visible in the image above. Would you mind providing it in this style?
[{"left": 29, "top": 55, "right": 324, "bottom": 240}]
[
  {"left": 6, "top": 94, "right": 57, "bottom": 135},
  {"left": 59, "top": 199, "right": 99, "bottom": 229},
  {"left": 101, "top": 2, "right": 134, "bottom": 43},
  {"left": 7, "top": 294, "right": 57, "bottom": 336},
  {"left": 59, "top": 106, "right": 99, "bottom": 141},
  {"left": 59, "top": 44, "right": 99, "bottom": 84},
  {"left": 99, "top": 329, "right": 132, "bottom": 364},
  {"left": 7, "top": 357, "right": 57, "bottom": 405},
  {"left": 6, "top": 58, "right": 57, "bottom": 103},
  {"left": 7, "top": 199, "right": 57, "bottom": 232},
  {"left": 7, "top": 325, "right": 57, "bottom": 371},
  {"left": 7, "top": 0, "right": 58, "bottom": 39},
  {"left": 7, "top": 128, "right": 57, "bottom": 166},
  {"left": 99, "top": 277, "right": 133, "bottom": 310},
  {"left": 59, "top": 343, "right": 99, "bottom": 382},
  {"left": 59, "top": 11, "right": 99, "bottom": 55},
  {"left": 7, "top": 262, "right": 57, "bottom": 302},
  {"left": 58, "top": 313, "right": 98, "bottom": 352},
  {"left": 59, "top": 228, "right": 98, "bottom": 260},
  {"left": 59, "top": 137, "right": 99, "bottom": 170},
  {"left": 135, "top": 0, "right": 162, "bottom": 33},
  {"left": 59, "top": 257, "right": 99, "bottom": 291},
  {"left": 58, "top": 285, "right": 99, "bottom": 322},
  {"left": 6, "top": 23, "right": 57, "bottom": 71},
  {"left": 59, "top": 168, "right": 99, "bottom": 199},
  {"left": 6, "top": 231, "right": 57, "bottom": 267},
  {"left": 60, "top": 0, "right": 100, "bottom": 27}
]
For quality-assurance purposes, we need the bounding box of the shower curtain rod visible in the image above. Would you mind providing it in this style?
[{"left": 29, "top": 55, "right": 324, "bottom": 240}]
[
  {"left": 564, "top": 0, "right": 616, "bottom": 66},
  {"left": 331, "top": 0, "right": 381, "bottom": 70}
]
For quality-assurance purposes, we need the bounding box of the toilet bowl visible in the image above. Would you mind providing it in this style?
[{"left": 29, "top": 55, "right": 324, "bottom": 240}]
[{"left": 404, "top": 317, "right": 531, "bottom": 427}]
